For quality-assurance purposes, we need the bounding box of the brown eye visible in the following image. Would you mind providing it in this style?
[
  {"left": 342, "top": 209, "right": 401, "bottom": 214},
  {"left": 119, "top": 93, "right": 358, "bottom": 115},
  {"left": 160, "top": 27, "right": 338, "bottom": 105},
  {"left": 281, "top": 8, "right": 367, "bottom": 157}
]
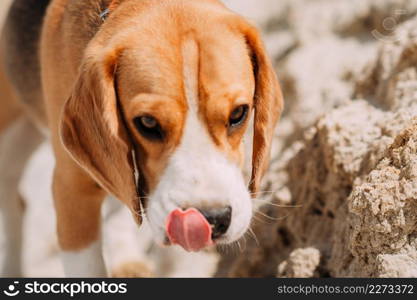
[
  {"left": 229, "top": 105, "right": 249, "bottom": 128},
  {"left": 133, "top": 116, "right": 164, "bottom": 141},
  {"left": 141, "top": 116, "right": 158, "bottom": 129}
]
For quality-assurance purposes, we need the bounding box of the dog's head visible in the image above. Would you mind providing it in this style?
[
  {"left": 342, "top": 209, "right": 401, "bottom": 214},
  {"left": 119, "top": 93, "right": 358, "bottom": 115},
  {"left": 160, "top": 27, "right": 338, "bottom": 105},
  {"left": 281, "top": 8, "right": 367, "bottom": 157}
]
[{"left": 60, "top": 0, "right": 283, "bottom": 251}]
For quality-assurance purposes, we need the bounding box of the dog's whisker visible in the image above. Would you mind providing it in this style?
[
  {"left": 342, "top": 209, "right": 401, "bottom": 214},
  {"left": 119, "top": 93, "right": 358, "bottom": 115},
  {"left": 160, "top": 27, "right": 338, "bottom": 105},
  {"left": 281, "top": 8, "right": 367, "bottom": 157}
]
[
  {"left": 240, "top": 235, "right": 247, "bottom": 252},
  {"left": 255, "top": 202, "right": 303, "bottom": 209},
  {"left": 237, "top": 240, "right": 243, "bottom": 253},
  {"left": 130, "top": 207, "right": 146, "bottom": 217},
  {"left": 250, "top": 190, "right": 277, "bottom": 195},
  {"left": 223, "top": 244, "right": 231, "bottom": 255},
  {"left": 252, "top": 214, "right": 269, "bottom": 224},
  {"left": 233, "top": 240, "right": 241, "bottom": 254},
  {"left": 254, "top": 210, "right": 289, "bottom": 221},
  {"left": 247, "top": 227, "right": 260, "bottom": 247},
  {"left": 221, "top": 240, "right": 239, "bottom": 255},
  {"left": 258, "top": 211, "right": 291, "bottom": 222},
  {"left": 131, "top": 211, "right": 146, "bottom": 219},
  {"left": 223, "top": 242, "right": 232, "bottom": 254},
  {"left": 218, "top": 243, "right": 231, "bottom": 255},
  {"left": 252, "top": 210, "right": 285, "bottom": 223}
]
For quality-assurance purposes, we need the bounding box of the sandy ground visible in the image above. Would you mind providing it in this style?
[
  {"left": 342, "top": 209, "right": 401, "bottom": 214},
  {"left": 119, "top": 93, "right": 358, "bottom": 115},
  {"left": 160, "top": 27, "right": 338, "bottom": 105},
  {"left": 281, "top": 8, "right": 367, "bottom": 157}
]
[{"left": 0, "top": 0, "right": 276, "bottom": 277}]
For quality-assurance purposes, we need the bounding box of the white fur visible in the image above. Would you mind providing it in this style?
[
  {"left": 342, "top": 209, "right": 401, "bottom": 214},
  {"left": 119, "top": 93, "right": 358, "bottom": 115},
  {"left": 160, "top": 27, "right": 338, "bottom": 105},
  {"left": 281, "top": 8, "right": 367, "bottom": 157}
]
[
  {"left": 102, "top": 196, "right": 154, "bottom": 272},
  {"left": 146, "top": 40, "right": 252, "bottom": 246},
  {"left": 61, "top": 240, "right": 107, "bottom": 277},
  {"left": 0, "top": 117, "right": 43, "bottom": 276}
]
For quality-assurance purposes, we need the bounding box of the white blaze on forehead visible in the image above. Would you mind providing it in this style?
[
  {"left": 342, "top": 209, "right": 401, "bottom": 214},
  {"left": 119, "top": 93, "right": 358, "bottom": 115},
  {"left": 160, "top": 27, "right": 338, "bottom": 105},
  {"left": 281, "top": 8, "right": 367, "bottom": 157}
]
[
  {"left": 182, "top": 38, "right": 200, "bottom": 114},
  {"left": 180, "top": 38, "right": 217, "bottom": 157}
]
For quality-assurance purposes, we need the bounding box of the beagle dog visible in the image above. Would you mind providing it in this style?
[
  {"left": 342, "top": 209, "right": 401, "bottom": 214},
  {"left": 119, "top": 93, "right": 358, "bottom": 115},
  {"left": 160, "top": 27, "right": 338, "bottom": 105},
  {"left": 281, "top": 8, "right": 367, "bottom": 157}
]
[{"left": 0, "top": 0, "right": 283, "bottom": 277}]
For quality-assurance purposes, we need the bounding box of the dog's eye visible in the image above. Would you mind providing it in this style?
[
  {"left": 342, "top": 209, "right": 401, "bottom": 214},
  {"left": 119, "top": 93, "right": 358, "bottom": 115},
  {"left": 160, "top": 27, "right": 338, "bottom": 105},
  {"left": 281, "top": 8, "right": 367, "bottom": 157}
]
[
  {"left": 229, "top": 105, "right": 249, "bottom": 128},
  {"left": 141, "top": 116, "right": 158, "bottom": 129},
  {"left": 133, "top": 116, "right": 164, "bottom": 141}
]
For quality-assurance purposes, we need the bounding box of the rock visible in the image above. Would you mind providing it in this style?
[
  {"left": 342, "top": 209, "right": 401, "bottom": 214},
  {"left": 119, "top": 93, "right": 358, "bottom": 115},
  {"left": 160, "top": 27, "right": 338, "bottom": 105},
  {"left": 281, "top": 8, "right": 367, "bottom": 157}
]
[
  {"left": 277, "top": 247, "right": 320, "bottom": 278},
  {"left": 216, "top": 1, "right": 417, "bottom": 278},
  {"left": 344, "top": 121, "right": 417, "bottom": 277}
]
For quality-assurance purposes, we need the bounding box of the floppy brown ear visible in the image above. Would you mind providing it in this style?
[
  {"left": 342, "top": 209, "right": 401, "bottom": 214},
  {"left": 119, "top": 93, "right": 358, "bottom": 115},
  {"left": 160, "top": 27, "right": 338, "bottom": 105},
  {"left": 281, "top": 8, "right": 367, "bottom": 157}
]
[
  {"left": 240, "top": 22, "right": 284, "bottom": 194},
  {"left": 60, "top": 49, "right": 142, "bottom": 224}
]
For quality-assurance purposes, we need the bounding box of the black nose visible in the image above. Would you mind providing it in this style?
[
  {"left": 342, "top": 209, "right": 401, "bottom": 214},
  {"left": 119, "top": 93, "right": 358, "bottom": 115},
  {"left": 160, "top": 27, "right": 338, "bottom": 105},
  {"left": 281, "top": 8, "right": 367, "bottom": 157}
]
[{"left": 199, "top": 206, "right": 232, "bottom": 239}]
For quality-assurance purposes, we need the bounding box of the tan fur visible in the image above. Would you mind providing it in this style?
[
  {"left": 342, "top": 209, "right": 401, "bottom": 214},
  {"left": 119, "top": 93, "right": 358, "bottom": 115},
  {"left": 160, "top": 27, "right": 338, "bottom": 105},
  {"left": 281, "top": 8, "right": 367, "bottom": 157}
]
[
  {"left": 1, "top": 0, "right": 283, "bottom": 253},
  {"left": 240, "top": 20, "right": 285, "bottom": 193},
  {"left": 0, "top": 57, "right": 21, "bottom": 135}
]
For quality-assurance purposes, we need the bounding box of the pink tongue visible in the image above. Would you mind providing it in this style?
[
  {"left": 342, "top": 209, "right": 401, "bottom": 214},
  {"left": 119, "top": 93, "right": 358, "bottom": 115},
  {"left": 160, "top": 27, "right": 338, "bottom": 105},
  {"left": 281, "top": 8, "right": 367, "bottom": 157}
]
[{"left": 166, "top": 208, "right": 213, "bottom": 252}]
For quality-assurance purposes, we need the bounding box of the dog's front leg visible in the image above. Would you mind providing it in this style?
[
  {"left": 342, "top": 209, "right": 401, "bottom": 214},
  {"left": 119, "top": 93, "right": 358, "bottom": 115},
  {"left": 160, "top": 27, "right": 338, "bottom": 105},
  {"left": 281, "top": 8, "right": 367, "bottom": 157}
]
[{"left": 52, "top": 164, "right": 108, "bottom": 277}]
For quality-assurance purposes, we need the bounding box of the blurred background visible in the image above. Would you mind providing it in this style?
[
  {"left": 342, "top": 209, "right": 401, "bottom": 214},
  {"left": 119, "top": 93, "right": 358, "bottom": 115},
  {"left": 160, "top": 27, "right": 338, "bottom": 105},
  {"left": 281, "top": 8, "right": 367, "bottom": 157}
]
[{"left": 1, "top": 0, "right": 416, "bottom": 277}]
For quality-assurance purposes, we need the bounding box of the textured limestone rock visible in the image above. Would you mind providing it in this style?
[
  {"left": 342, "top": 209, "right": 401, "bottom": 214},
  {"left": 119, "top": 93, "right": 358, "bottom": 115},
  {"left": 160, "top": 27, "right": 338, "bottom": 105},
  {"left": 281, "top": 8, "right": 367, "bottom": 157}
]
[
  {"left": 216, "top": 2, "right": 417, "bottom": 278},
  {"left": 277, "top": 247, "right": 321, "bottom": 278},
  {"left": 345, "top": 122, "right": 417, "bottom": 277}
]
